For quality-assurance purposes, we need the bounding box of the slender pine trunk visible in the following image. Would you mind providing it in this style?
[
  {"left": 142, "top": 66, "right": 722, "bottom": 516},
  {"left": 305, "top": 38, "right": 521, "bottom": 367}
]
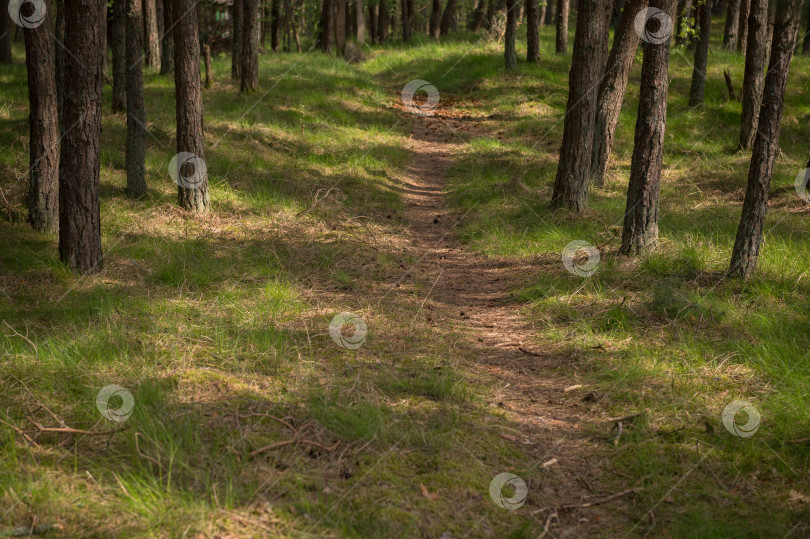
[
  {"left": 126, "top": 0, "right": 147, "bottom": 198},
  {"left": 688, "top": 0, "right": 710, "bottom": 106},
  {"left": 738, "top": 0, "right": 767, "bottom": 149},
  {"left": 526, "top": 0, "right": 540, "bottom": 61},
  {"left": 555, "top": 0, "right": 568, "bottom": 53}
]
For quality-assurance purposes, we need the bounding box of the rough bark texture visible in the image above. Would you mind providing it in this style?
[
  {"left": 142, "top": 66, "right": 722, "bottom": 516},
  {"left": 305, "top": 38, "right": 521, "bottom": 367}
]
[
  {"left": 591, "top": 0, "right": 647, "bottom": 187},
  {"left": 526, "top": 0, "right": 540, "bottom": 61},
  {"left": 550, "top": 0, "right": 612, "bottom": 211},
  {"left": 112, "top": 0, "right": 127, "bottom": 112},
  {"left": 504, "top": 0, "right": 517, "bottom": 68},
  {"left": 803, "top": 3, "right": 810, "bottom": 55},
  {"left": 159, "top": 0, "right": 173, "bottom": 73},
  {"left": 241, "top": 0, "right": 259, "bottom": 92},
  {"left": 544, "top": 0, "right": 555, "bottom": 24},
  {"left": 59, "top": 0, "right": 105, "bottom": 273},
  {"left": 621, "top": 0, "right": 673, "bottom": 255},
  {"left": 232, "top": 0, "right": 243, "bottom": 76},
  {"left": 0, "top": 0, "right": 12, "bottom": 63},
  {"left": 738, "top": 0, "right": 767, "bottom": 149},
  {"left": 723, "top": 0, "right": 740, "bottom": 49},
  {"left": 203, "top": 43, "right": 212, "bottom": 87},
  {"left": 173, "top": 0, "right": 209, "bottom": 213},
  {"left": 439, "top": 0, "right": 456, "bottom": 35},
  {"left": 555, "top": 0, "right": 569, "bottom": 53},
  {"left": 729, "top": 0, "right": 802, "bottom": 278},
  {"left": 430, "top": 0, "right": 442, "bottom": 36},
  {"left": 737, "top": 0, "right": 749, "bottom": 52},
  {"left": 688, "top": 0, "right": 710, "bottom": 106},
  {"left": 674, "top": 0, "right": 692, "bottom": 47},
  {"left": 55, "top": 0, "right": 65, "bottom": 128},
  {"left": 538, "top": 0, "right": 547, "bottom": 26},
  {"left": 24, "top": 5, "right": 59, "bottom": 232},
  {"left": 143, "top": 0, "right": 160, "bottom": 69},
  {"left": 378, "top": 0, "right": 388, "bottom": 42},
  {"left": 126, "top": 0, "right": 147, "bottom": 198}
]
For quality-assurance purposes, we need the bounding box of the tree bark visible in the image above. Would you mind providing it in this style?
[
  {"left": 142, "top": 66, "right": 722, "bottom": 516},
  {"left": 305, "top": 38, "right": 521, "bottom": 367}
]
[
  {"left": 160, "top": 0, "right": 174, "bottom": 73},
  {"left": 400, "top": 0, "right": 410, "bottom": 40},
  {"left": 112, "top": 0, "right": 127, "bottom": 112},
  {"left": 440, "top": 0, "right": 456, "bottom": 35},
  {"left": 538, "top": 0, "right": 547, "bottom": 26},
  {"left": 723, "top": 0, "right": 740, "bottom": 50},
  {"left": 550, "top": 0, "right": 612, "bottom": 211},
  {"left": 241, "top": 0, "right": 259, "bottom": 92},
  {"left": 336, "top": 0, "right": 347, "bottom": 50},
  {"left": 378, "top": 0, "right": 388, "bottom": 41},
  {"left": 271, "top": 0, "right": 280, "bottom": 51},
  {"left": 143, "top": 0, "right": 160, "bottom": 69},
  {"left": 591, "top": 0, "right": 647, "bottom": 187},
  {"left": 55, "top": 0, "right": 64, "bottom": 128},
  {"left": 126, "top": 0, "right": 147, "bottom": 198},
  {"left": 803, "top": 2, "right": 810, "bottom": 56},
  {"left": 0, "top": 0, "right": 12, "bottom": 63},
  {"left": 621, "top": 0, "right": 673, "bottom": 255},
  {"left": 370, "top": 2, "right": 378, "bottom": 41},
  {"left": 738, "top": 0, "right": 767, "bottom": 149},
  {"left": 430, "top": 0, "right": 442, "bottom": 36},
  {"left": 526, "top": 0, "right": 540, "bottom": 61},
  {"left": 232, "top": 0, "right": 243, "bottom": 76},
  {"left": 729, "top": 0, "right": 802, "bottom": 278},
  {"left": 555, "top": 0, "right": 569, "bottom": 54},
  {"left": 203, "top": 43, "right": 212, "bottom": 87},
  {"left": 469, "top": 0, "right": 486, "bottom": 30},
  {"left": 59, "top": 0, "right": 105, "bottom": 272},
  {"left": 355, "top": 0, "right": 365, "bottom": 42},
  {"left": 688, "top": 0, "right": 710, "bottom": 106},
  {"left": 544, "top": 0, "right": 555, "bottom": 24},
  {"left": 674, "top": 0, "right": 692, "bottom": 47},
  {"left": 172, "top": 0, "right": 210, "bottom": 213},
  {"left": 24, "top": 3, "right": 59, "bottom": 231},
  {"left": 737, "top": 0, "right": 749, "bottom": 53},
  {"left": 504, "top": 0, "right": 517, "bottom": 68}
]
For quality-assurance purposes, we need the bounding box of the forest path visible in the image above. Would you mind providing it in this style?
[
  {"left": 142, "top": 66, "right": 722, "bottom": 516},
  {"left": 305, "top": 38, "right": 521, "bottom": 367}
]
[{"left": 389, "top": 104, "right": 629, "bottom": 533}]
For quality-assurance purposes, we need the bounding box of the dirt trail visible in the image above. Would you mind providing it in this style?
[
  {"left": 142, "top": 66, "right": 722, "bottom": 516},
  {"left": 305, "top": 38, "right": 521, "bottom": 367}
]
[{"left": 393, "top": 107, "right": 629, "bottom": 534}]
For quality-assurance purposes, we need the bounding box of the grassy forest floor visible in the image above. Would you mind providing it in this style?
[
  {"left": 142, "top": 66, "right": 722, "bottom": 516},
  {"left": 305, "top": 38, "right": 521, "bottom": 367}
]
[{"left": 2, "top": 20, "right": 810, "bottom": 537}]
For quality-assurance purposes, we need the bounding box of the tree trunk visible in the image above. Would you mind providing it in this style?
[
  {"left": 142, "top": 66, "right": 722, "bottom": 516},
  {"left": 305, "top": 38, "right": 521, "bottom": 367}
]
[
  {"left": 0, "top": 0, "right": 12, "bottom": 63},
  {"left": 242, "top": 0, "right": 259, "bottom": 92},
  {"left": 271, "top": 0, "right": 280, "bottom": 51},
  {"left": 620, "top": 0, "right": 673, "bottom": 255},
  {"left": 111, "top": 0, "right": 127, "bottom": 112},
  {"left": 674, "top": 0, "right": 692, "bottom": 47},
  {"left": 738, "top": 0, "right": 767, "bottom": 149},
  {"left": 723, "top": 0, "right": 741, "bottom": 50},
  {"left": 378, "top": 0, "right": 388, "bottom": 41},
  {"left": 440, "top": 0, "right": 456, "bottom": 35},
  {"left": 59, "top": 0, "right": 105, "bottom": 272},
  {"left": 504, "top": 0, "right": 517, "bottom": 68},
  {"left": 544, "top": 0, "right": 555, "bottom": 24},
  {"left": 538, "top": 0, "right": 547, "bottom": 26},
  {"left": 737, "top": 0, "right": 749, "bottom": 52},
  {"left": 335, "top": 0, "right": 347, "bottom": 51},
  {"left": 370, "top": 2, "right": 378, "bottom": 41},
  {"left": 400, "top": 0, "right": 410, "bottom": 40},
  {"left": 688, "top": 0, "right": 710, "bottom": 106},
  {"left": 591, "top": 0, "right": 647, "bottom": 187},
  {"left": 126, "top": 0, "right": 147, "bottom": 198},
  {"left": 261, "top": 0, "right": 267, "bottom": 46},
  {"left": 55, "top": 0, "right": 65, "bottom": 128},
  {"left": 729, "top": 0, "right": 802, "bottom": 278},
  {"left": 430, "top": 0, "right": 442, "bottom": 36},
  {"left": 803, "top": 3, "right": 810, "bottom": 56},
  {"left": 203, "top": 43, "right": 212, "bottom": 87},
  {"left": 526, "top": 0, "right": 540, "bottom": 61},
  {"left": 355, "top": 0, "right": 365, "bottom": 42},
  {"left": 555, "top": 0, "right": 569, "bottom": 54},
  {"left": 143, "top": 0, "right": 160, "bottom": 69},
  {"left": 550, "top": 0, "right": 612, "bottom": 211},
  {"left": 160, "top": 0, "right": 174, "bottom": 73},
  {"left": 232, "top": 0, "right": 243, "bottom": 76},
  {"left": 469, "top": 0, "right": 486, "bottom": 30},
  {"left": 172, "top": 0, "right": 210, "bottom": 213},
  {"left": 24, "top": 3, "right": 59, "bottom": 232}
]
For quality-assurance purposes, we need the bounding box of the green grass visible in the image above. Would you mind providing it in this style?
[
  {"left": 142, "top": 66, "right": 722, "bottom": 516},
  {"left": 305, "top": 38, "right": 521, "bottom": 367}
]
[{"left": 2, "top": 17, "right": 810, "bottom": 537}]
